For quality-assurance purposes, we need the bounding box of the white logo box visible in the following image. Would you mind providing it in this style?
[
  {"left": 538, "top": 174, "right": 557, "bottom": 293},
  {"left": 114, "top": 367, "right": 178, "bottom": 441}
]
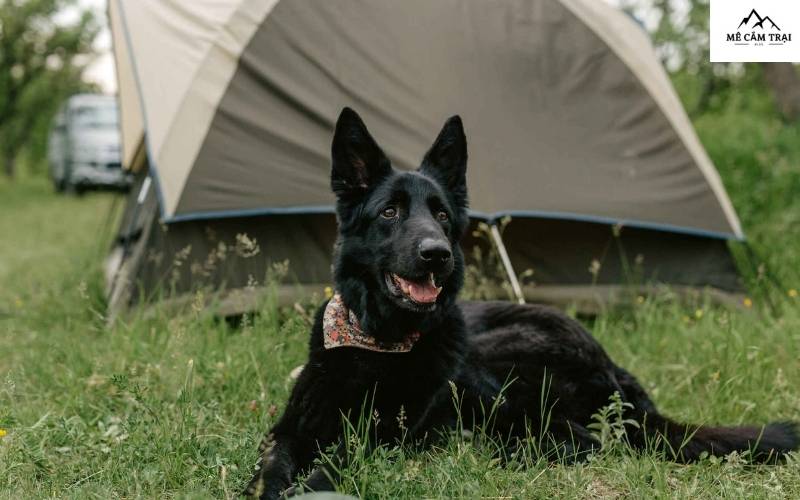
[{"left": 710, "top": 0, "right": 800, "bottom": 62}]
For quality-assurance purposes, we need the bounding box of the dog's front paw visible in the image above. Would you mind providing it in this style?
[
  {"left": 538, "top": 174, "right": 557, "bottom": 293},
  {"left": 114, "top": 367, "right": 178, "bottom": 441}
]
[
  {"left": 242, "top": 469, "right": 290, "bottom": 500},
  {"left": 301, "top": 465, "right": 337, "bottom": 492},
  {"left": 242, "top": 471, "right": 266, "bottom": 499}
]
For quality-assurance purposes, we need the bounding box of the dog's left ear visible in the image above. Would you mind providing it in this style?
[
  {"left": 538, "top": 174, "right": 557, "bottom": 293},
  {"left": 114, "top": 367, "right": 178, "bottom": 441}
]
[
  {"left": 420, "top": 116, "right": 468, "bottom": 207},
  {"left": 331, "top": 107, "right": 392, "bottom": 200}
]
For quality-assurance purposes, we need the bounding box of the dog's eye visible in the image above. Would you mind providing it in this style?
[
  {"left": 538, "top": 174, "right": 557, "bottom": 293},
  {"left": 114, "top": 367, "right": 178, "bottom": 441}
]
[
  {"left": 381, "top": 206, "right": 398, "bottom": 219},
  {"left": 436, "top": 211, "right": 449, "bottom": 222}
]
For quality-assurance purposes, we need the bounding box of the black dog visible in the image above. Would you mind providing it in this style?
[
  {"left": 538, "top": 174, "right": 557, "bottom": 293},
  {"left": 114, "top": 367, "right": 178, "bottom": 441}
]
[{"left": 245, "top": 108, "right": 798, "bottom": 499}]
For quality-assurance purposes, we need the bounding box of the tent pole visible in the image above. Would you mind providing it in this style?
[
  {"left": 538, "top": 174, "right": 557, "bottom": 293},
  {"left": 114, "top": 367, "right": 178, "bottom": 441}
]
[
  {"left": 108, "top": 175, "right": 152, "bottom": 302},
  {"left": 122, "top": 175, "right": 152, "bottom": 258},
  {"left": 489, "top": 223, "right": 525, "bottom": 304}
]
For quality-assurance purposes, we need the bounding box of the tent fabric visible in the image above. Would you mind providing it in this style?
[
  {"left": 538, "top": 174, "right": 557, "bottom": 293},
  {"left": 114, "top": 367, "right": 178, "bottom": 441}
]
[
  {"left": 560, "top": 0, "right": 742, "bottom": 238},
  {"left": 109, "top": 1, "right": 142, "bottom": 171},
  {"left": 111, "top": 0, "right": 743, "bottom": 239},
  {"left": 110, "top": 0, "right": 280, "bottom": 196},
  {"left": 107, "top": 0, "right": 748, "bottom": 315}
]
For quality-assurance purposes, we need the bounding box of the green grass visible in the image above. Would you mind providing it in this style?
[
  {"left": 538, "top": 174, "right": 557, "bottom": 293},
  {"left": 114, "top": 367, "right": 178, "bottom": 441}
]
[{"left": 2, "top": 83, "right": 800, "bottom": 498}]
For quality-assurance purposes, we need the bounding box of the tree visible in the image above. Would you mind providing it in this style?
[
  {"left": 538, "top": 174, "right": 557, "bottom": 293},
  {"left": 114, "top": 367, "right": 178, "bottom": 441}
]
[
  {"left": 0, "top": 0, "right": 98, "bottom": 179},
  {"left": 622, "top": 0, "right": 800, "bottom": 120},
  {"left": 760, "top": 63, "right": 800, "bottom": 122}
]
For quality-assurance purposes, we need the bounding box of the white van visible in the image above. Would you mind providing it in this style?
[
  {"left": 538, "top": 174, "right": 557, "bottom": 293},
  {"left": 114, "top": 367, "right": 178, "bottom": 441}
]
[{"left": 48, "top": 94, "right": 130, "bottom": 193}]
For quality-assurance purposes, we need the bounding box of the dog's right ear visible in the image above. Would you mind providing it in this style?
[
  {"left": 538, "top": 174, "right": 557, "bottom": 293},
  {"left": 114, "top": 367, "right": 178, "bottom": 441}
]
[
  {"left": 420, "top": 115, "right": 468, "bottom": 209},
  {"left": 331, "top": 107, "right": 391, "bottom": 199}
]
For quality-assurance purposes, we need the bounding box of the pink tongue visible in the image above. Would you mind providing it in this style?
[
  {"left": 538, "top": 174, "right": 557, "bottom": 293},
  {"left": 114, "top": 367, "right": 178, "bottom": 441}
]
[{"left": 407, "top": 281, "right": 439, "bottom": 303}]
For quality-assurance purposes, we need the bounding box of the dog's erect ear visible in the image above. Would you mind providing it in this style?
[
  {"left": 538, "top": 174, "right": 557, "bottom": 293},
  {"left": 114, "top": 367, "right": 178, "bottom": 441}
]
[
  {"left": 420, "top": 116, "right": 467, "bottom": 207},
  {"left": 331, "top": 107, "right": 391, "bottom": 199}
]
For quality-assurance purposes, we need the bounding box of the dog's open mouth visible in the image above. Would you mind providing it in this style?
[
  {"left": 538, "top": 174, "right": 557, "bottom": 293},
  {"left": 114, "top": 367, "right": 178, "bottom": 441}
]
[{"left": 385, "top": 272, "right": 442, "bottom": 308}]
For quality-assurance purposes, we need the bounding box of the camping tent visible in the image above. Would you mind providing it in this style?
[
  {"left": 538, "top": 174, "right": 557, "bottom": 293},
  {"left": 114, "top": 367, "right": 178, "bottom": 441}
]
[{"left": 106, "top": 0, "right": 746, "bottom": 315}]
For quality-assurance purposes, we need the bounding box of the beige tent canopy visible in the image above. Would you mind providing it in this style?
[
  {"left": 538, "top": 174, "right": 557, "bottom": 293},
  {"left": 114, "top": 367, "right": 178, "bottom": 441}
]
[{"left": 107, "top": 0, "right": 746, "bottom": 314}]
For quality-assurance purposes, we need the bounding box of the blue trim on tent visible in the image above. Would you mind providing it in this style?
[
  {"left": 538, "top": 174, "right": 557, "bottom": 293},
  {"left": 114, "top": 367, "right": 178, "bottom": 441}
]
[
  {"left": 166, "top": 205, "right": 337, "bottom": 223},
  {"left": 468, "top": 210, "right": 744, "bottom": 242},
  {"left": 162, "top": 205, "right": 742, "bottom": 242}
]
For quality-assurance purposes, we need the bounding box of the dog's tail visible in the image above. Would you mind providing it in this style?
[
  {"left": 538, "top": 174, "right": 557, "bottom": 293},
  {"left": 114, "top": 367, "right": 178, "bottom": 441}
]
[
  {"left": 614, "top": 367, "right": 800, "bottom": 462},
  {"left": 638, "top": 414, "right": 799, "bottom": 462}
]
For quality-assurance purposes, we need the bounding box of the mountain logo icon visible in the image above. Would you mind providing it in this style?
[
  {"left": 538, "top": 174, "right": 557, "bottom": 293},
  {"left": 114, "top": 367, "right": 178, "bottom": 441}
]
[{"left": 737, "top": 9, "right": 781, "bottom": 31}]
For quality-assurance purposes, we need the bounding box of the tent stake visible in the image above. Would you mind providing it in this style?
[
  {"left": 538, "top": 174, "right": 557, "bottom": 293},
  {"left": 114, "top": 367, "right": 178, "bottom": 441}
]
[{"left": 489, "top": 223, "right": 525, "bottom": 304}]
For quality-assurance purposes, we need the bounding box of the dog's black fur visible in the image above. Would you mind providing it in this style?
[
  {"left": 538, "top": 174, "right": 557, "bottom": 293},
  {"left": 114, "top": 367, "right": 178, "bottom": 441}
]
[{"left": 245, "top": 108, "right": 799, "bottom": 499}]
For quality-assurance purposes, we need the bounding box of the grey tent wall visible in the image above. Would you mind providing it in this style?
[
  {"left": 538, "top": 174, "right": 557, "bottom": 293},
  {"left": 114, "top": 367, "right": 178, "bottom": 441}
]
[
  {"left": 107, "top": 173, "right": 743, "bottom": 317},
  {"left": 107, "top": 168, "right": 338, "bottom": 315},
  {"left": 502, "top": 218, "right": 742, "bottom": 290},
  {"left": 500, "top": 218, "right": 743, "bottom": 311}
]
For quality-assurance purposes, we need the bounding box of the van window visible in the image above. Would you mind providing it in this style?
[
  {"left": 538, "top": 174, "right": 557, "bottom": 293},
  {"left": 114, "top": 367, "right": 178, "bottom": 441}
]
[{"left": 71, "top": 105, "right": 119, "bottom": 130}]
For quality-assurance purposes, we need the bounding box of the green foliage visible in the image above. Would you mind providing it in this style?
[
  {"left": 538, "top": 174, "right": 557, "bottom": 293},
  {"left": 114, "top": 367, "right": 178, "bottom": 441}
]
[
  {"left": 0, "top": 0, "right": 98, "bottom": 178},
  {"left": 587, "top": 392, "right": 639, "bottom": 452},
  {"left": 2, "top": 146, "right": 800, "bottom": 498},
  {"left": 671, "top": 68, "right": 800, "bottom": 295},
  {"left": 621, "top": 0, "right": 780, "bottom": 118}
]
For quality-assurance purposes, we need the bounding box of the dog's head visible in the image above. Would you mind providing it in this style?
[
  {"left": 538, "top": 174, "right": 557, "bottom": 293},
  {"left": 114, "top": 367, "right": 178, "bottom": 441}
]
[{"left": 330, "top": 107, "right": 468, "bottom": 326}]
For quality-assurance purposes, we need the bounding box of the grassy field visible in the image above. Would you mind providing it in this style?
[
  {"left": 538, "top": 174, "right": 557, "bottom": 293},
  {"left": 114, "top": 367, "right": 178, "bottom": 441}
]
[{"left": 2, "top": 86, "right": 800, "bottom": 498}]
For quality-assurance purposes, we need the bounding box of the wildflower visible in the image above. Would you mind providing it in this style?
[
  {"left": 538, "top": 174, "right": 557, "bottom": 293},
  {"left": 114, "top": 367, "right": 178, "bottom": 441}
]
[
  {"left": 396, "top": 405, "right": 408, "bottom": 432},
  {"left": 636, "top": 296, "right": 645, "bottom": 304},
  {"left": 588, "top": 259, "right": 601, "bottom": 278},
  {"left": 789, "top": 289, "right": 798, "bottom": 298},
  {"left": 190, "top": 261, "right": 203, "bottom": 276},
  {"left": 216, "top": 241, "right": 228, "bottom": 261},
  {"left": 235, "top": 233, "right": 260, "bottom": 258},
  {"left": 146, "top": 249, "right": 164, "bottom": 266},
  {"left": 695, "top": 309, "right": 704, "bottom": 319},
  {"left": 246, "top": 274, "right": 258, "bottom": 292},
  {"left": 324, "top": 286, "right": 334, "bottom": 299},
  {"left": 14, "top": 297, "right": 22, "bottom": 309},
  {"left": 248, "top": 400, "right": 258, "bottom": 412},
  {"left": 0, "top": 428, "right": 6, "bottom": 438},
  {"left": 173, "top": 244, "right": 192, "bottom": 265},
  {"left": 743, "top": 297, "right": 753, "bottom": 308},
  {"left": 191, "top": 290, "right": 205, "bottom": 314}
]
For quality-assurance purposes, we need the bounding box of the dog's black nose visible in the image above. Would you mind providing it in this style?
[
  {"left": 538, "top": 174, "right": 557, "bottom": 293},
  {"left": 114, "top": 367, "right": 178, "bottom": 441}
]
[{"left": 419, "top": 238, "right": 452, "bottom": 266}]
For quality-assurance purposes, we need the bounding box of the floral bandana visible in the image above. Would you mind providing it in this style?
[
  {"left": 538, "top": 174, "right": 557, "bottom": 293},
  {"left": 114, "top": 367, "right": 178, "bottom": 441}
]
[{"left": 323, "top": 293, "right": 421, "bottom": 353}]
